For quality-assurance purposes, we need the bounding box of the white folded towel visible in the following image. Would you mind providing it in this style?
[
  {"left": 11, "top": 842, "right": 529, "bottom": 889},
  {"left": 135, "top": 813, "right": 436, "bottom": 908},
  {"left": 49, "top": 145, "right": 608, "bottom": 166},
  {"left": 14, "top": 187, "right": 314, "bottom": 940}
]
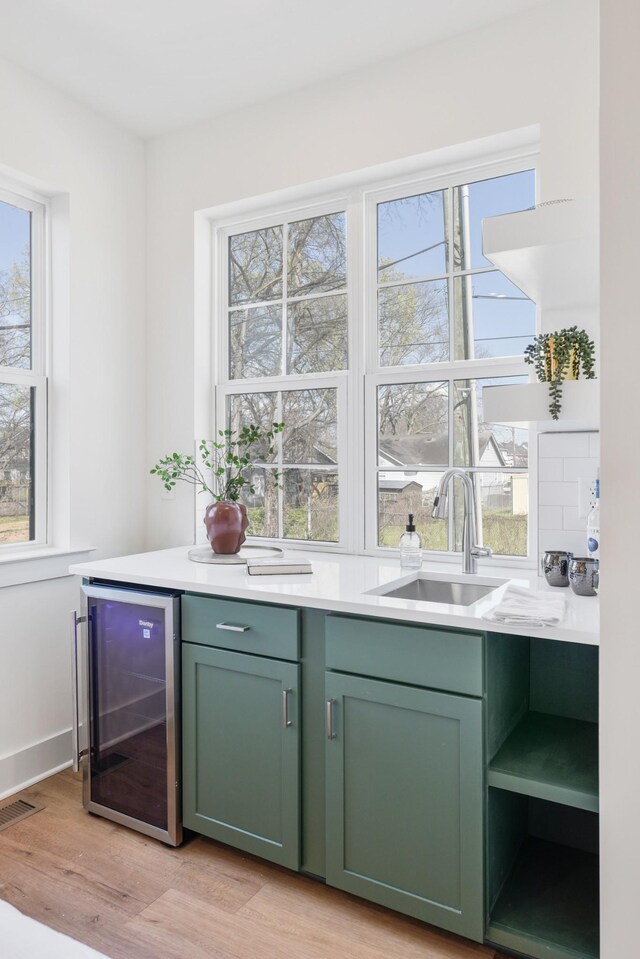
[{"left": 483, "top": 584, "right": 567, "bottom": 628}]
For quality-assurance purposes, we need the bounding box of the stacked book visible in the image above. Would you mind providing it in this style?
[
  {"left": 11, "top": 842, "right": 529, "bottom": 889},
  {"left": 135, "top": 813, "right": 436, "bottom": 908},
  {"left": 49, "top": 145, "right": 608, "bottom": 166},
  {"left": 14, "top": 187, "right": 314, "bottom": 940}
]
[{"left": 246, "top": 557, "right": 313, "bottom": 576}]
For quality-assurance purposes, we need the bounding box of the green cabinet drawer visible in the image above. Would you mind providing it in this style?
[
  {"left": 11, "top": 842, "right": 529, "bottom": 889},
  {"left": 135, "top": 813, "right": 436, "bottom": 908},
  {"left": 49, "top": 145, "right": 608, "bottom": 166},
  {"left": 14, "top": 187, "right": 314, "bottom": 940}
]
[
  {"left": 325, "top": 614, "right": 483, "bottom": 696},
  {"left": 183, "top": 593, "right": 299, "bottom": 661}
]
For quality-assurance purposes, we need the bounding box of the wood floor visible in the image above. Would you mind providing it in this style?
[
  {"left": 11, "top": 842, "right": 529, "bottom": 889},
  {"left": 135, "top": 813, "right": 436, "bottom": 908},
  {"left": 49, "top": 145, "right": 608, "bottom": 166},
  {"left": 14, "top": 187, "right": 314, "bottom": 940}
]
[{"left": 0, "top": 771, "right": 507, "bottom": 959}]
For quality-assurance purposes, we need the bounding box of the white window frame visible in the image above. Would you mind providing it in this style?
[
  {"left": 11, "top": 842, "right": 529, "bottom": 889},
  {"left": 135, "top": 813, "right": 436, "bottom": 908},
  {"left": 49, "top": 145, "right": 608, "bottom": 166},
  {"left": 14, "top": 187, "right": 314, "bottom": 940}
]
[
  {"left": 0, "top": 185, "right": 48, "bottom": 554},
  {"left": 214, "top": 194, "right": 358, "bottom": 553},
  {"left": 210, "top": 148, "right": 538, "bottom": 564},
  {"left": 363, "top": 156, "right": 538, "bottom": 562}
]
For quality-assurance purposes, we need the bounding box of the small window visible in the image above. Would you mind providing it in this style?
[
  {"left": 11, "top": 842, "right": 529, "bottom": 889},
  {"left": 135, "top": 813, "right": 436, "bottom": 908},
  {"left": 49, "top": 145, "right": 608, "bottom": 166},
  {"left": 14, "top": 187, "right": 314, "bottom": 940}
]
[{"left": 0, "top": 188, "right": 46, "bottom": 549}]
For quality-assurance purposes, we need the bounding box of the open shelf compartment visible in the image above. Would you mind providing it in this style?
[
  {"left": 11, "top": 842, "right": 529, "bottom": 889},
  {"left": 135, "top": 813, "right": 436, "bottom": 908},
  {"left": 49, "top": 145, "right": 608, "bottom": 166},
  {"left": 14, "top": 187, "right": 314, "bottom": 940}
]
[
  {"left": 489, "top": 710, "right": 598, "bottom": 812},
  {"left": 486, "top": 635, "right": 600, "bottom": 958},
  {"left": 488, "top": 835, "right": 599, "bottom": 959},
  {"left": 486, "top": 792, "right": 599, "bottom": 959}
]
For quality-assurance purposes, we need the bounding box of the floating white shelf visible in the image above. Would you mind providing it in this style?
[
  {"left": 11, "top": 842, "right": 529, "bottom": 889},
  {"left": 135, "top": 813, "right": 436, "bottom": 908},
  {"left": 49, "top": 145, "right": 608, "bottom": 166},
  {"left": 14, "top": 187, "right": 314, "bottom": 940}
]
[
  {"left": 482, "top": 199, "right": 598, "bottom": 310},
  {"left": 483, "top": 379, "right": 599, "bottom": 427}
]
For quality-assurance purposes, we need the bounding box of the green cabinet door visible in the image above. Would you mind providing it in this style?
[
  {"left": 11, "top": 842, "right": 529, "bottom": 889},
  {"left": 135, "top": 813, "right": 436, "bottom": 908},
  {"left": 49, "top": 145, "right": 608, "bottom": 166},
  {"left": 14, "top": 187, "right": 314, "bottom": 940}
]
[
  {"left": 183, "top": 643, "right": 300, "bottom": 869},
  {"left": 325, "top": 672, "right": 484, "bottom": 942}
]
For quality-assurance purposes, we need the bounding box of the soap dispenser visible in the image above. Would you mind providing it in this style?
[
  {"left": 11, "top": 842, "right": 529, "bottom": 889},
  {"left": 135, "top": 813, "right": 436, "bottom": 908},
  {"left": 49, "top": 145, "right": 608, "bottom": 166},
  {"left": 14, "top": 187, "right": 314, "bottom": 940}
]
[{"left": 399, "top": 514, "right": 422, "bottom": 569}]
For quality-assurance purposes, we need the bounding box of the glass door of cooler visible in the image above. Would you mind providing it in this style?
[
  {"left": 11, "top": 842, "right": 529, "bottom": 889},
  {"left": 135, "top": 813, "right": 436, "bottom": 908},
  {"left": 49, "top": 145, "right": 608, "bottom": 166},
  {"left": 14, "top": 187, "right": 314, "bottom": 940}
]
[{"left": 81, "top": 584, "right": 181, "bottom": 846}]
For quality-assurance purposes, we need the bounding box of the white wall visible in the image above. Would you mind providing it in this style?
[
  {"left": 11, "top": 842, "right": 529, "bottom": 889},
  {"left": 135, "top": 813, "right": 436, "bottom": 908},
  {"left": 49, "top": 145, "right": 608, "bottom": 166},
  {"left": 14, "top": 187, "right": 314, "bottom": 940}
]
[
  {"left": 145, "top": 0, "right": 599, "bottom": 550},
  {"left": 0, "top": 57, "right": 146, "bottom": 794},
  {"left": 600, "top": 1, "right": 640, "bottom": 954}
]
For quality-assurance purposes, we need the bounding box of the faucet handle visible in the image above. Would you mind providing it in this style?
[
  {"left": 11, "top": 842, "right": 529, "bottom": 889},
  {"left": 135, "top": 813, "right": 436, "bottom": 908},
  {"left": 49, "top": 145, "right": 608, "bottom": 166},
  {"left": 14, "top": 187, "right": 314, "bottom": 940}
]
[
  {"left": 471, "top": 544, "right": 493, "bottom": 559},
  {"left": 431, "top": 492, "right": 448, "bottom": 520}
]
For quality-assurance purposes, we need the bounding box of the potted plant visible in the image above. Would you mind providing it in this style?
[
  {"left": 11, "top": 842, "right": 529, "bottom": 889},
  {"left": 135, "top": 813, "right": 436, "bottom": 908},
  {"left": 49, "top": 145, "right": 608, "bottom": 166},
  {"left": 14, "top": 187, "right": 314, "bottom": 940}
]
[
  {"left": 151, "top": 422, "right": 284, "bottom": 554},
  {"left": 524, "top": 326, "right": 596, "bottom": 419}
]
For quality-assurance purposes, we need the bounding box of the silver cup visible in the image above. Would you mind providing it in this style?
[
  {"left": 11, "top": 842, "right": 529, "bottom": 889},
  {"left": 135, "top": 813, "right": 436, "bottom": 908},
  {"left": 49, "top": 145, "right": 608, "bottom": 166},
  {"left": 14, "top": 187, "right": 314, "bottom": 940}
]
[
  {"left": 542, "top": 550, "right": 572, "bottom": 587},
  {"left": 568, "top": 556, "right": 599, "bottom": 596}
]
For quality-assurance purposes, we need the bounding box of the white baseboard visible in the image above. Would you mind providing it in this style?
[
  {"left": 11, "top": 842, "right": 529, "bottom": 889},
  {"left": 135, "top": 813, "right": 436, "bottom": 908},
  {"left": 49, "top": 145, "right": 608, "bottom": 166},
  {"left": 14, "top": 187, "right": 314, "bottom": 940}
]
[{"left": 0, "top": 729, "right": 72, "bottom": 800}]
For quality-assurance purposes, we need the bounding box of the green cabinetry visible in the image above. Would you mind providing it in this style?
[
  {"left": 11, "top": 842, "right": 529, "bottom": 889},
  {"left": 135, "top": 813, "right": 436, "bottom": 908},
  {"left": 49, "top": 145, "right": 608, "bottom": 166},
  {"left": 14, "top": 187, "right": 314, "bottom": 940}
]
[
  {"left": 182, "top": 596, "right": 301, "bottom": 870},
  {"left": 485, "top": 635, "right": 600, "bottom": 959},
  {"left": 180, "top": 590, "right": 600, "bottom": 959},
  {"left": 325, "top": 670, "right": 484, "bottom": 942},
  {"left": 324, "top": 613, "right": 485, "bottom": 942}
]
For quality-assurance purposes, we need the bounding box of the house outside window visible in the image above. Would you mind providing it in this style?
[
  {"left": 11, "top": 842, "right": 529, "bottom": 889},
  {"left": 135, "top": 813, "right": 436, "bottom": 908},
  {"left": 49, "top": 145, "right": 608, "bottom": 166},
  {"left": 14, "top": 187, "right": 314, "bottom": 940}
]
[
  {"left": 213, "top": 156, "right": 536, "bottom": 560},
  {"left": 0, "top": 186, "right": 47, "bottom": 549}
]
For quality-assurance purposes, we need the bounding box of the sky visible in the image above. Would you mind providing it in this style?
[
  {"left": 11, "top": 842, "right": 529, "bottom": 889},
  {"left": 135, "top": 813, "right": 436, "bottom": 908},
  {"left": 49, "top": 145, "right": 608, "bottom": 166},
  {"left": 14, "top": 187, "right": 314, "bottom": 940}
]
[
  {"left": 377, "top": 169, "right": 536, "bottom": 357},
  {"left": 0, "top": 200, "right": 30, "bottom": 275}
]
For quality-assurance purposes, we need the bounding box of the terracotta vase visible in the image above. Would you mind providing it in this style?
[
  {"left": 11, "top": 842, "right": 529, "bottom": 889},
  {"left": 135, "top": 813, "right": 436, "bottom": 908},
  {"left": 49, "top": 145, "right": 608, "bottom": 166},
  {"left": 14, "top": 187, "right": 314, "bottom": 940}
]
[{"left": 204, "top": 501, "right": 249, "bottom": 554}]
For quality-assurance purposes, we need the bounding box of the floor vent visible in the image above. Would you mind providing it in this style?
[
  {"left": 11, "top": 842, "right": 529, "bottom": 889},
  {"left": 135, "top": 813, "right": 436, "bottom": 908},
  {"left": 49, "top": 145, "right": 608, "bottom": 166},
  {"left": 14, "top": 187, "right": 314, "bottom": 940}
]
[{"left": 0, "top": 799, "right": 44, "bottom": 833}]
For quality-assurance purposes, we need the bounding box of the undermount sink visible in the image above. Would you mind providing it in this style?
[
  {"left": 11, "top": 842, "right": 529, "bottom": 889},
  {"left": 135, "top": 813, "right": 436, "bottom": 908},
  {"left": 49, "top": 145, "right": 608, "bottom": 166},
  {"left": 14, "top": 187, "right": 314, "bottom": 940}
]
[{"left": 369, "top": 573, "right": 507, "bottom": 607}]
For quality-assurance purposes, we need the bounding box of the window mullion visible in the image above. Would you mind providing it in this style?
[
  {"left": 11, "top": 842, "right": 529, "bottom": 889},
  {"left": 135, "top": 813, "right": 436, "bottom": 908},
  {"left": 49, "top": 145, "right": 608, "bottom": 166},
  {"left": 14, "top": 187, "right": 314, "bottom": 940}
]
[
  {"left": 276, "top": 391, "right": 284, "bottom": 539},
  {"left": 281, "top": 221, "right": 288, "bottom": 378},
  {"left": 363, "top": 190, "right": 380, "bottom": 550},
  {"left": 217, "top": 224, "right": 228, "bottom": 387},
  {"left": 279, "top": 220, "right": 287, "bottom": 539},
  {"left": 346, "top": 189, "right": 364, "bottom": 553}
]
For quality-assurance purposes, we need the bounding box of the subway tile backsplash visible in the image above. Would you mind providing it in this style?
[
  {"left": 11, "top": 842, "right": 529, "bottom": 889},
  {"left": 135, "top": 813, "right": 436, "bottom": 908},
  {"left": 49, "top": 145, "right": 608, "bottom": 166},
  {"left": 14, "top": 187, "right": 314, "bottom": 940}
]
[
  {"left": 539, "top": 481, "right": 580, "bottom": 507},
  {"left": 538, "top": 432, "right": 592, "bottom": 458},
  {"left": 538, "top": 431, "right": 599, "bottom": 573},
  {"left": 538, "top": 457, "right": 564, "bottom": 482}
]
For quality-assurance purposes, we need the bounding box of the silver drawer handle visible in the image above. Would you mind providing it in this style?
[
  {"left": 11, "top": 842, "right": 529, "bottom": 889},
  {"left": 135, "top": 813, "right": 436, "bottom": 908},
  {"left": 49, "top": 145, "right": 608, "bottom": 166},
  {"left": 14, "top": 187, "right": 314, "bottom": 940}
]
[
  {"left": 216, "top": 622, "right": 250, "bottom": 632},
  {"left": 282, "top": 688, "right": 293, "bottom": 728},
  {"left": 326, "top": 699, "right": 336, "bottom": 740}
]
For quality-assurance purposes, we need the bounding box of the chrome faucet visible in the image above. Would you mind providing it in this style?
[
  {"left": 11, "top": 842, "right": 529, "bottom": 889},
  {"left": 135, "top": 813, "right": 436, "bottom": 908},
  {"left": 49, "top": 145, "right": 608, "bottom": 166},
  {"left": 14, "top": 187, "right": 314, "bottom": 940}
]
[{"left": 431, "top": 468, "right": 492, "bottom": 574}]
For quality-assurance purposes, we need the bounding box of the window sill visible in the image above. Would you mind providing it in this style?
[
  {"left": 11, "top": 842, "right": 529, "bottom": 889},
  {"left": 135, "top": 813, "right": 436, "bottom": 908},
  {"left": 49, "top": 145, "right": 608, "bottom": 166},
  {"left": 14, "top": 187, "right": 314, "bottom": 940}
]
[{"left": 0, "top": 546, "right": 96, "bottom": 588}]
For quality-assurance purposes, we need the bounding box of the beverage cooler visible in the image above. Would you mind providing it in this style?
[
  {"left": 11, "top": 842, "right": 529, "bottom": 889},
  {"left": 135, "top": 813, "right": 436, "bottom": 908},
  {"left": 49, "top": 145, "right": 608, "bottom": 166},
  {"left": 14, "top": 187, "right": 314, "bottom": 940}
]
[{"left": 71, "top": 583, "right": 182, "bottom": 846}]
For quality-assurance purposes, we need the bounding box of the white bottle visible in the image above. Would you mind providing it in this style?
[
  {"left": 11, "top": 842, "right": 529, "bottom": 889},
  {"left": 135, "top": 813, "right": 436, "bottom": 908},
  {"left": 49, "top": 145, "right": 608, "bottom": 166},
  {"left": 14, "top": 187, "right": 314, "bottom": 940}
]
[
  {"left": 399, "top": 513, "right": 422, "bottom": 569},
  {"left": 587, "top": 475, "right": 600, "bottom": 560}
]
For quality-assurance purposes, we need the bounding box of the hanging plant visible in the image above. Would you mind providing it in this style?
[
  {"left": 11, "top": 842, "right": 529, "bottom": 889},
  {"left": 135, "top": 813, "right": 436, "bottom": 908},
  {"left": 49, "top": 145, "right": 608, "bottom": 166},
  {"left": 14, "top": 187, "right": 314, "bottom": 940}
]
[{"left": 524, "top": 326, "right": 596, "bottom": 419}]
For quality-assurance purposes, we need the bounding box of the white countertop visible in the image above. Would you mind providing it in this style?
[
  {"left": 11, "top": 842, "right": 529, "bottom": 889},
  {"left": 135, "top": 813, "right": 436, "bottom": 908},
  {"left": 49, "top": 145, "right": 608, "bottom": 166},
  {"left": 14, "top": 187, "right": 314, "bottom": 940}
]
[{"left": 69, "top": 547, "right": 599, "bottom": 646}]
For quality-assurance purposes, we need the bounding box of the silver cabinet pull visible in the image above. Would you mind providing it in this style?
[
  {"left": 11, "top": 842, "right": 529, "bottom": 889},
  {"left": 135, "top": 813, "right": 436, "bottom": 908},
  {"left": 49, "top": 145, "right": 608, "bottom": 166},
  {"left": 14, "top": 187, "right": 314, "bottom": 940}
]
[
  {"left": 326, "top": 699, "right": 336, "bottom": 740},
  {"left": 216, "top": 622, "right": 250, "bottom": 632},
  {"left": 70, "top": 610, "right": 86, "bottom": 773},
  {"left": 282, "top": 688, "right": 293, "bottom": 728}
]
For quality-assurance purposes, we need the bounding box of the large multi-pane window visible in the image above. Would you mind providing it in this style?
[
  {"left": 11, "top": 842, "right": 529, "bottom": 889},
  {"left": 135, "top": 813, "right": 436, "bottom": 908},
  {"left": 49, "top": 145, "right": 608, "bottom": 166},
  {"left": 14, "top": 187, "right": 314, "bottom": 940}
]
[
  {"left": 215, "top": 160, "right": 536, "bottom": 559},
  {"left": 371, "top": 169, "right": 535, "bottom": 557},
  {"left": 0, "top": 187, "right": 46, "bottom": 549},
  {"left": 221, "top": 208, "right": 347, "bottom": 544}
]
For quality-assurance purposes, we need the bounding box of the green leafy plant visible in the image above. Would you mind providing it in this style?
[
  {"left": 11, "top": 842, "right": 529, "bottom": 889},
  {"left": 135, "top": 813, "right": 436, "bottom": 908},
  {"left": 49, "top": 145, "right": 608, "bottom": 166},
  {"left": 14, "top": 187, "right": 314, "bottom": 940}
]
[
  {"left": 524, "top": 326, "right": 596, "bottom": 419},
  {"left": 151, "top": 422, "right": 284, "bottom": 502}
]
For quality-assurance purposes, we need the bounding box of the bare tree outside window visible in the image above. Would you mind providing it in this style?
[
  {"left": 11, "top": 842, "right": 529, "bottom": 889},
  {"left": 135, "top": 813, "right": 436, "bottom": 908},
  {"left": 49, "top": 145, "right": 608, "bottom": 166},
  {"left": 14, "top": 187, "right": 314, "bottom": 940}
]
[
  {"left": 218, "top": 166, "right": 536, "bottom": 556},
  {"left": 374, "top": 170, "right": 535, "bottom": 556},
  {"left": 226, "top": 212, "right": 346, "bottom": 542},
  {"left": 229, "top": 388, "right": 339, "bottom": 543},
  {"left": 0, "top": 198, "right": 34, "bottom": 545}
]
